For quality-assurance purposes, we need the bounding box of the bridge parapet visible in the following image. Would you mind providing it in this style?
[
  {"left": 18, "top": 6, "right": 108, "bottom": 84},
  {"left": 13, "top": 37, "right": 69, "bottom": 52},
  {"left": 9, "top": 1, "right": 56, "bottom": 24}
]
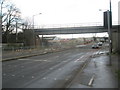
[
  {"left": 23, "top": 21, "right": 118, "bottom": 29},
  {"left": 28, "top": 22, "right": 103, "bottom": 29}
]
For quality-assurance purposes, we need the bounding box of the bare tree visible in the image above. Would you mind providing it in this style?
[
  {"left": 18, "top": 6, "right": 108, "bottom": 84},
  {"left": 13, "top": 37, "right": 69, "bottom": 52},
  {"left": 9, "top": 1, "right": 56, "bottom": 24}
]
[
  {"left": 1, "top": 0, "right": 21, "bottom": 43},
  {"left": 23, "top": 17, "right": 33, "bottom": 29}
]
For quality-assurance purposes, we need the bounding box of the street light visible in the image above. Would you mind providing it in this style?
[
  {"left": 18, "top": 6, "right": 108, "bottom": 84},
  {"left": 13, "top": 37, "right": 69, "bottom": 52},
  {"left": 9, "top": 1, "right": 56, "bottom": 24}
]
[
  {"left": 107, "top": 10, "right": 112, "bottom": 66},
  {"left": 33, "top": 13, "right": 42, "bottom": 29},
  {"left": 32, "top": 13, "right": 42, "bottom": 48},
  {"left": 99, "top": 10, "right": 112, "bottom": 66},
  {"left": 0, "top": 1, "right": 3, "bottom": 42},
  {"left": 98, "top": 0, "right": 112, "bottom": 66}
]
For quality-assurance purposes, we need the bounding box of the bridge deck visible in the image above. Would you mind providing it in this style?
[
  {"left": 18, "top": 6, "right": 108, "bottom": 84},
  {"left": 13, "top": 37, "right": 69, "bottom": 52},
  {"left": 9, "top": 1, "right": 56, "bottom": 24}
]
[{"left": 23, "top": 25, "right": 118, "bottom": 35}]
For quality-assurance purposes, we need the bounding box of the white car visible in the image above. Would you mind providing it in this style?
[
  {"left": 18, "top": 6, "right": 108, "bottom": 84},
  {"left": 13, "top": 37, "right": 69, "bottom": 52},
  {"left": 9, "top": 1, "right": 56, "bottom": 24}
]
[
  {"left": 98, "top": 42, "right": 103, "bottom": 46},
  {"left": 92, "top": 44, "right": 99, "bottom": 49}
]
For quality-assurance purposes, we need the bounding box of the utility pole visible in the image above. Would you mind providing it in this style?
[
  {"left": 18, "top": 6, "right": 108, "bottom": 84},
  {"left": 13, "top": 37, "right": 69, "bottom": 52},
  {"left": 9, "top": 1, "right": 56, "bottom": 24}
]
[
  {"left": 0, "top": 1, "right": 3, "bottom": 44},
  {"left": 32, "top": 13, "right": 42, "bottom": 48},
  {"left": 107, "top": 10, "right": 112, "bottom": 66},
  {"left": 109, "top": 0, "right": 112, "bottom": 53},
  {"left": 16, "top": 21, "right": 18, "bottom": 43},
  {"left": 110, "top": 0, "right": 112, "bottom": 12},
  {"left": 109, "top": 0, "right": 112, "bottom": 65}
]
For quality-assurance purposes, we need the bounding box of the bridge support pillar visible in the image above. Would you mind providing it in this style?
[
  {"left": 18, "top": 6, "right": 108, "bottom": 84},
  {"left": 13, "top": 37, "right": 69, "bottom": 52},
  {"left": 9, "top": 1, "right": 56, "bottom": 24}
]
[
  {"left": 23, "top": 29, "right": 36, "bottom": 48},
  {"left": 23, "top": 29, "right": 41, "bottom": 48}
]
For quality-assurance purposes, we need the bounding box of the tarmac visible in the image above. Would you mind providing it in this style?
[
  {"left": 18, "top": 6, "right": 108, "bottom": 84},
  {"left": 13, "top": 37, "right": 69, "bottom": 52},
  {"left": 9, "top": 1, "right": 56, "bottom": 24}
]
[{"left": 1, "top": 47, "right": 119, "bottom": 88}]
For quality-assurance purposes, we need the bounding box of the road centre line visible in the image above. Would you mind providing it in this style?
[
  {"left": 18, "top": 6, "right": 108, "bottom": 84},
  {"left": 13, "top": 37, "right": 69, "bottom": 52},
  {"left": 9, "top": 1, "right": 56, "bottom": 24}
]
[
  {"left": 74, "top": 55, "right": 86, "bottom": 62},
  {"left": 34, "top": 60, "right": 48, "bottom": 61},
  {"left": 18, "top": 59, "right": 30, "bottom": 60}
]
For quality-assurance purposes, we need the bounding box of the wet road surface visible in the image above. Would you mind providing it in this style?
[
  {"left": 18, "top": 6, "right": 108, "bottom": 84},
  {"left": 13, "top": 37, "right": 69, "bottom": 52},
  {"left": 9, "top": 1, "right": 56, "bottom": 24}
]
[{"left": 2, "top": 46, "right": 99, "bottom": 88}]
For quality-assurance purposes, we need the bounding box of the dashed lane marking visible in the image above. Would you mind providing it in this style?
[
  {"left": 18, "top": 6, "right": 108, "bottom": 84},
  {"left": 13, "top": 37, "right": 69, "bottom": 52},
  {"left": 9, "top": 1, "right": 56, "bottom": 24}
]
[
  {"left": 12, "top": 75, "right": 15, "bottom": 77},
  {"left": 43, "top": 60, "right": 47, "bottom": 61},
  {"left": 49, "top": 68, "right": 53, "bottom": 70},
  {"left": 74, "top": 55, "right": 86, "bottom": 62},
  {"left": 18, "top": 59, "right": 30, "bottom": 61},
  {"left": 43, "top": 77, "right": 47, "bottom": 80},
  {"left": 34, "top": 60, "right": 48, "bottom": 62},
  {"left": 65, "top": 78, "right": 69, "bottom": 81},
  {"left": 63, "top": 61, "right": 67, "bottom": 62},
  {"left": 32, "top": 76, "right": 35, "bottom": 78},
  {"left": 59, "top": 68, "right": 62, "bottom": 70},
  {"left": 54, "top": 78, "right": 57, "bottom": 80}
]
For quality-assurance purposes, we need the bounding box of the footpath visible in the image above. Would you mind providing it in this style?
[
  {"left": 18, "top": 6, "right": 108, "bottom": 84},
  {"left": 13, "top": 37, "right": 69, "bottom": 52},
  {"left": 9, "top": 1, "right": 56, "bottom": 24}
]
[
  {"left": 68, "top": 52, "right": 119, "bottom": 88},
  {"left": 2, "top": 47, "right": 67, "bottom": 61}
]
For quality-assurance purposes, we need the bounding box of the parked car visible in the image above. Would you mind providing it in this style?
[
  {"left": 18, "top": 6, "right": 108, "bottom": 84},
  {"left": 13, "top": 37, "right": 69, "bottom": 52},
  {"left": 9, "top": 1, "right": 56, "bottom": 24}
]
[
  {"left": 98, "top": 42, "right": 103, "bottom": 46},
  {"left": 92, "top": 44, "right": 99, "bottom": 49}
]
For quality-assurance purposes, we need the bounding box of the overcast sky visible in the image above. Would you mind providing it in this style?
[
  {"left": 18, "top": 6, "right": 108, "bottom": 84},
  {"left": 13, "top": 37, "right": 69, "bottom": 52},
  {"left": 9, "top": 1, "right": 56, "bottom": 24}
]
[
  {"left": 11, "top": 0, "right": 119, "bottom": 25},
  {"left": 10, "top": 0, "right": 119, "bottom": 38}
]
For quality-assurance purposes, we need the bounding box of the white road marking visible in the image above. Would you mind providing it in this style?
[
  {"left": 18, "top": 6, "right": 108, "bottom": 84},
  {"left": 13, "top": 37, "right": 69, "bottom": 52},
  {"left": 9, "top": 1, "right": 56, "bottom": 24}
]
[
  {"left": 12, "top": 75, "right": 15, "bottom": 77},
  {"left": 43, "top": 77, "right": 47, "bottom": 80},
  {"left": 54, "top": 78, "right": 57, "bottom": 80},
  {"left": 65, "top": 78, "right": 69, "bottom": 81},
  {"left": 49, "top": 68, "right": 53, "bottom": 70},
  {"left": 43, "top": 60, "right": 47, "bottom": 61},
  {"left": 32, "top": 76, "right": 35, "bottom": 78},
  {"left": 88, "top": 74, "right": 95, "bottom": 86},
  {"left": 77, "top": 59, "right": 79, "bottom": 60},
  {"left": 59, "top": 68, "right": 62, "bottom": 70},
  {"left": 74, "top": 60, "right": 77, "bottom": 62},
  {"left": 79, "top": 55, "right": 85, "bottom": 59},
  {"left": 63, "top": 61, "right": 67, "bottom": 62},
  {"left": 18, "top": 59, "right": 30, "bottom": 61},
  {"left": 34, "top": 60, "right": 47, "bottom": 62},
  {"left": 74, "top": 55, "right": 86, "bottom": 62},
  {"left": 74, "top": 59, "right": 80, "bottom": 62}
]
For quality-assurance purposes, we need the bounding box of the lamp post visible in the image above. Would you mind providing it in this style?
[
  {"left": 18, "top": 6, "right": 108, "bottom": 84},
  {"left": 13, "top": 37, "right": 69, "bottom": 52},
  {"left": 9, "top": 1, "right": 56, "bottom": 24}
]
[
  {"left": 33, "top": 13, "right": 42, "bottom": 29},
  {"left": 107, "top": 10, "right": 112, "bottom": 66},
  {"left": 0, "top": 1, "right": 3, "bottom": 43},
  {"left": 99, "top": 0, "right": 112, "bottom": 66},
  {"left": 99, "top": 10, "right": 112, "bottom": 65},
  {"left": 32, "top": 13, "right": 42, "bottom": 47}
]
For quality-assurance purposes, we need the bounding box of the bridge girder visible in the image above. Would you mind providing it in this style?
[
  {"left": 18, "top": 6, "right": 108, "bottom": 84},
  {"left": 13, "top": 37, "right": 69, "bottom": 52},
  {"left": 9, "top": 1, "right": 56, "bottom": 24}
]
[{"left": 23, "top": 25, "right": 118, "bottom": 35}]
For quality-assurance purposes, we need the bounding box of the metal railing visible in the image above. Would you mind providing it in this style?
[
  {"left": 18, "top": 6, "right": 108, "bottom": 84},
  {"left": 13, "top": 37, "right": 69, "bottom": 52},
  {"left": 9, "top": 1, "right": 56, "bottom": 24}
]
[
  {"left": 22, "top": 21, "right": 118, "bottom": 29},
  {"left": 33, "top": 22, "right": 103, "bottom": 29}
]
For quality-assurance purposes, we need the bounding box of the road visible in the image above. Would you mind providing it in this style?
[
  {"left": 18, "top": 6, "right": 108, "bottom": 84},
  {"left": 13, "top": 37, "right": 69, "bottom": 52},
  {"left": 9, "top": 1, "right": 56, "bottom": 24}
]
[{"left": 2, "top": 45, "right": 100, "bottom": 88}]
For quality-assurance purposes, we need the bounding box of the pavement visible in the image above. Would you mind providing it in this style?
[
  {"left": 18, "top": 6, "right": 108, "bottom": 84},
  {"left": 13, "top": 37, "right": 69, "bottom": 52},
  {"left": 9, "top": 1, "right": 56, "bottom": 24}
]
[
  {"left": 2, "top": 47, "right": 66, "bottom": 61},
  {"left": 2, "top": 44, "right": 90, "bottom": 62},
  {"left": 68, "top": 52, "right": 119, "bottom": 88}
]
